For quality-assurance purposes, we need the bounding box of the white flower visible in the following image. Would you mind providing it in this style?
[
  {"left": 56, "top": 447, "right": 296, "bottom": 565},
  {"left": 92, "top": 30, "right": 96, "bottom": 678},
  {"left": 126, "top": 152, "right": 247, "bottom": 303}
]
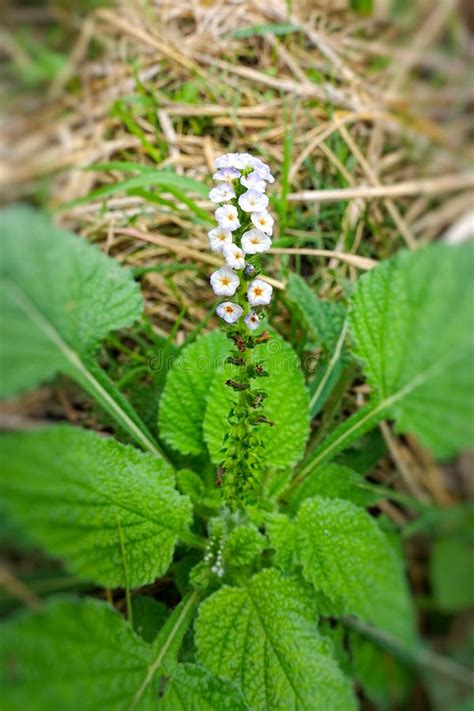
[
  {"left": 215, "top": 205, "right": 241, "bottom": 231},
  {"left": 251, "top": 211, "right": 274, "bottom": 236},
  {"left": 214, "top": 153, "right": 274, "bottom": 181},
  {"left": 213, "top": 167, "right": 240, "bottom": 182},
  {"left": 238, "top": 189, "right": 269, "bottom": 213},
  {"left": 215, "top": 152, "right": 253, "bottom": 171},
  {"left": 251, "top": 158, "right": 275, "bottom": 183},
  {"left": 241, "top": 228, "right": 272, "bottom": 254},
  {"left": 207, "top": 226, "right": 233, "bottom": 253},
  {"left": 230, "top": 152, "right": 254, "bottom": 170},
  {"left": 209, "top": 184, "right": 235, "bottom": 203},
  {"left": 210, "top": 266, "right": 240, "bottom": 296},
  {"left": 223, "top": 243, "right": 246, "bottom": 270},
  {"left": 241, "top": 170, "right": 267, "bottom": 193},
  {"left": 214, "top": 153, "right": 234, "bottom": 169},
  {"left": 216, "top": 301, "right": 243, "bottom": 324},
  {"left": 247, "top": 278, "right": 273, "bottom": 306},
  {"left": 245, "top": 311, "right": 261, "bottom": 331}
]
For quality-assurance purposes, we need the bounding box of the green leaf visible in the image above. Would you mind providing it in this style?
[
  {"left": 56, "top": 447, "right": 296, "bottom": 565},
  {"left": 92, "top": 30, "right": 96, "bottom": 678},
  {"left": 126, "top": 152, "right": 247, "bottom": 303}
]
[
  {"left": 431, "top": 535, "right": 474, "bottom": 612},
  {"left": 132, "top": 596, "right": 169, "bottom": 643},
  {"left": 0, "top": 597, "right": 157, "bottom": 710},
  {"left": 307, "top": 354, "right": 346, "bottom": 418},
  {"left": 288, "top": 463, "right": 378, "bottom": 512},
  {"left": 0, "top": 206, "right": 164, "bottom": 458},
  {"left": 223, "top": 523, "right": 266, "bottom": 568},
  {"left": 195, "top": 568, "right": 356, "bottom": 710},
  {"left": 295, "top": 497, "right": 416, "bottom": 645},
  {"left": 0, "top": 206, "right": 142, "bottom": 397},
  {"left": 159, "top": 664, "right": 249, "bottom": 710},
  {"left": 0, "top": 426, "right": 192, "bottom": 588},
  {"left": 233, "top": 23, "right": 302, "bottom": 38},
  {"left": 177, "top": 469, "right": 221, "bottom": 510},
  {"left": 350, "top": 0, "right": 374, "bottom": 14},
  {"left": 287, "top": 273, "right": 350, "bottom": 416},
  {"left": 133, "top": 590, "right": 202, "bottom": 708},
  {"left": 159, "top": 331, "right": 232, "bottom": 455},
  {"left": 348, "top": 630, "right": 412, "bottom": 709},
  {"left": 62, "top": 167, "right": 210, "bottom": 206},
  {"left": 299, "top": 244, "right": 474, "bottom": 476},
  {"left": 350, "top": 243, "right": 474, "bottom": 458},
  {"left": 266, "top": 513, "right": 297, "bottom": 570},
  {"left": 287, "top": 273, "right": 346, "bottom": 352},
  {"left": 204, "top": 333, "right": 310, "bottom": 469}
]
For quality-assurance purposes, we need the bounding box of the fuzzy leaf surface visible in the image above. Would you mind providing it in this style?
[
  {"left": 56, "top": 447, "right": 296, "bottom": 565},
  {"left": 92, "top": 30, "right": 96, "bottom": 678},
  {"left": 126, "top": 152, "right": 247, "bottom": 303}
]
[
  {"left": 288, "top": 463, "right": 378, "bottom": 512},
  {"left": 286, "top": 272, "right": 346, "bottom": 352},
  {"left": 159, "top": 664, "right": 249, "bottom": 710},
  {"left": 300, "top": 244, "right": 474, "bottom": 475},
  {"left": 296, "top": 497, "right": 416, "bottom": 645},
  {"left": 0, "top": 426, "right": 191, "bottom": 587},
  {"left": 204, "top": 334, "right": 310, "bottom": 469},
  {"left": 0, "top": 206, "right": 142, "bottom": 399},
  {"left": 0, "top": 597, "right": 156, "bottom": 710},
  {"left": 195, "top": 568, "right": 356, "bottom": 711},
  {"left": 349, "top": 243, "right": 474, "bottom": 458},
  {"left": 158, "top": 331, "right": 231, "bottom": 455}
]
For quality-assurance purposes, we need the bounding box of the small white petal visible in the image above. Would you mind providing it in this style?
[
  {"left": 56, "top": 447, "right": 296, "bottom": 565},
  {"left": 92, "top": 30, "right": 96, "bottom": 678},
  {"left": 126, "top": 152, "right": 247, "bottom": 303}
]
[
  {"left": 214, "top": 153, "right": 233, "bottom": 169},
  {"left": 209, "top": 184, "right": 235, "bottom": 203},
  {"left": 223, "top": 243, "right": 246, "bottom": 270},
  {"left": 252, "top": 159, "right": 274, "bottom": 183},
  {"left": 215, "top": 205, "right": 241, "bottom": 231},
  {"left": 251, "top": 211, "right": 274, "bottom": 236},
  {"left": 241, "top": 171, "right": 267, "bottom": 193},
  {"left": 244, "top": 311, "right": 261, "bottom": 331},
  {"left": 238, "top": 189, "right": 269, "bottom": 213},
  {"left": 213, "top": 167, "right": 240, "bottom": 182},
  {"left": 241, "top": 228, "right": 272, "bottom": 254},
  {"left": 210, "top": 266, "right": 240, "bottom": 296},
  {"left": 247, "top": 278, "right": 273, "bottom": 306},
  {"left": 208, "top": 226, "right": 233, "bottom": 253},
  {"left": 216, "top": 301, "right": 243, "bottom": 324},
  {"left": 230, "top": 152, "right": 254, "bottom": 170}
]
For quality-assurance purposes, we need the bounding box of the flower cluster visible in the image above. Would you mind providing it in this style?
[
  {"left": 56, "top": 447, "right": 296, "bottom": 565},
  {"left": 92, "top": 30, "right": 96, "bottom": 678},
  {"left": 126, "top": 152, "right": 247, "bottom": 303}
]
[{"left": 208, "top": 152, "right": 274, "bottom": 332}]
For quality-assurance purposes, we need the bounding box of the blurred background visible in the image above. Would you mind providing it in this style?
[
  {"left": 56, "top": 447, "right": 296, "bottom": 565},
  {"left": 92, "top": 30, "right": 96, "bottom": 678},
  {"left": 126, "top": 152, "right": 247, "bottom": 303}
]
[{"left": 1, "top": 1, "right": 473, "bottom": 709}]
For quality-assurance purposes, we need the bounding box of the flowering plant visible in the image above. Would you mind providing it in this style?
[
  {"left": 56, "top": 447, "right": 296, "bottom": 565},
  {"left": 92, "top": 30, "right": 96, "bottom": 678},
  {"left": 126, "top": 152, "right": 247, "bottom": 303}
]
[
  {"left": 0, "top": 182, "right": 472, "bottom": 709},
  {"left": 208, "top": 153, "right": 277, "bottom": 505}
]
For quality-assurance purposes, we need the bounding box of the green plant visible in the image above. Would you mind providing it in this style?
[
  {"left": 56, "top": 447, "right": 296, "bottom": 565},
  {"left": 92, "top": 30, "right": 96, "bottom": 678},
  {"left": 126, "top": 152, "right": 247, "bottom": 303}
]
[{"left": 0, "top": 156, "right": 473, "bottom": 710}]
